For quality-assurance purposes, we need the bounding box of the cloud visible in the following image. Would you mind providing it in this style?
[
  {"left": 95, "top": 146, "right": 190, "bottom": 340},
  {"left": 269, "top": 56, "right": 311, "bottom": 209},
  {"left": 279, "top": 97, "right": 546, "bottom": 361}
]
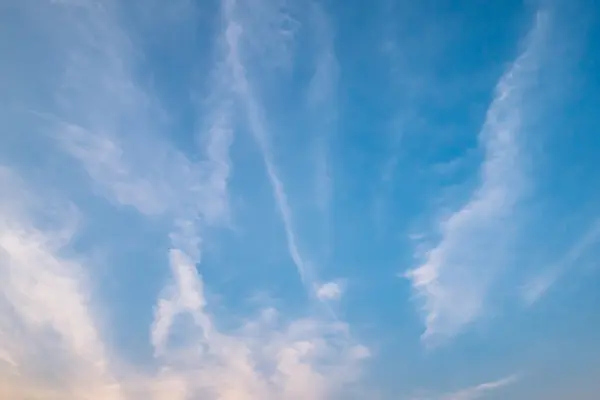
[
  {"left": 151, "top": 247, "right": 368, "bottom": 399},
  {"left": 221, "top": 0, "right": 317, "bottom": 287},
  {"left": 316, "top": 281, "right": 343, "bottom": 301},
  {"left": 17, "top": 2, "right": 368, "bottom": 399},
  {"left": 39, "top": 0, "right": 235, "bottom": 232},
  {"left": 147, "top": 3, "right": 367, "bottom": 398},
  {"left": 522, "top": 218, "right": 600, "bottom": 305},
  {"left": 405, "top": 11, "right": 551, "bottom": 343},
  {"left": 443, "top": 376, "right": 518, "bottom": 400},
  {"left": 4, "top": 1, "right": 369, "bottom": 398},
  {"left": 0, "top": 167, "right": 125, "bottom": 400},
  {"left": 36, "top": 2, "right": 179, "bottom": 216},
  {"left": 57, "top": 123, "right": 171, "bottom": 215},
  {"left": 440, "top": 375, "right": 518, "bottom": 400},
  {"left": 410, "top": 375, "right": 518, "bottom": 400}
]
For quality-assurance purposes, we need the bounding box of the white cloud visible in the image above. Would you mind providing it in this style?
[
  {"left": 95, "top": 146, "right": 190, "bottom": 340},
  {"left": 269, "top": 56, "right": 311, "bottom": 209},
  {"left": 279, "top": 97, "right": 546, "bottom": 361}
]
[
  {"left": 0, "top": 167, "right": 125, "bottom": 400},
  {"left": 57, "top": 123, "right": 170, "bottom": 215},
  {"left": 30, "top": 0, "right": 221, "bottom": 226},
  {"left": 221, "top": 0, "right": 316, "bottom": 287},
  {"left": 522, "top": 218, "right": 600, "bottom": 305},
  {"left": 440, "top": 375, "right": 518, "bottom": 400},
  {"left": 147, "top": 4, "right": 367, "bottom": 396},
  {"left": 2, "top": 1, "right": 370, "bottom": 399},
  {"left": 151, "top": 255, "right": 368, "bottom": 399},
  {"left": 520, "top": 268, "right": 560, "bottom": 306},
  {"left": 410, "top": 375, "right": 518, "bottom": 400},
  {"left": 316, "top": 281, "right": 343, "bottom": 301},
  {"left": 0, "top": 349, "right": 17, "bottom": 368},
  {"left": 406, "top": 11, "right": 551, "bottom": 343}
]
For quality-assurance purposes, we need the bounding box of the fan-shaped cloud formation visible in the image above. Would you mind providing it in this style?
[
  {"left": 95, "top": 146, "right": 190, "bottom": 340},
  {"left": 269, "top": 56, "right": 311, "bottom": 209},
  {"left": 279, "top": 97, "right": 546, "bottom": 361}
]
[{"left": 2, "top": 0, "right": 600, "bottom": 399}]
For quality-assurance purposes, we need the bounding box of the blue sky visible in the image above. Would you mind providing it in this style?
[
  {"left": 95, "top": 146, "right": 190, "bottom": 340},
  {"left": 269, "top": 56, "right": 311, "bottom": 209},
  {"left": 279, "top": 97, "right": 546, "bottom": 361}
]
[{"left": 1, "top": 0, "right": 600, "bottom": 399}]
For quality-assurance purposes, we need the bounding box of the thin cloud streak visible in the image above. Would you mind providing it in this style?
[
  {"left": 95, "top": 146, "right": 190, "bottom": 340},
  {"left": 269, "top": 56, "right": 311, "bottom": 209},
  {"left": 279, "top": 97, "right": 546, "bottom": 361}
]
[
  {"left": 406, "top": 11, "right": 551, "bottom": 342},
  {"left": 522, "top": 218, "right": 600, "bottom": 305},
  {"left": 222, "top": 0, "right": 314, "bottom": 286},
  {"left": 440, "top": 375, "right": 518, "bottom": 400},
  {"left": 410, "top": 375, "right": 518, "bottom": 400}
]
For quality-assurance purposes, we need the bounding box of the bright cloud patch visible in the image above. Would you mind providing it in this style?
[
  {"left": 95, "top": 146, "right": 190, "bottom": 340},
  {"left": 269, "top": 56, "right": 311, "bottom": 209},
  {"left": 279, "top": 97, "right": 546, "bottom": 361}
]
[{"left": 316, "top": 282, "right": 343, "bottom": 301}]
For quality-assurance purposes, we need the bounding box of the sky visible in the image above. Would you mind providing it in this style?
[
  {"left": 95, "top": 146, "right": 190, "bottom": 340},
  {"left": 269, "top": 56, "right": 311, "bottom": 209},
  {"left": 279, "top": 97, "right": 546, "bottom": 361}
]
[{"left": 1, "top": 0, "right": 600, "bottom": 399}]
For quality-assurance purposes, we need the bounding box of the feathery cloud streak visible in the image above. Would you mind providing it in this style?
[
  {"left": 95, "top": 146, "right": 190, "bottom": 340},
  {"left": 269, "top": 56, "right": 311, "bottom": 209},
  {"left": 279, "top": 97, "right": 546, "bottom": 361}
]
[{"left": 406, "top": 11, "right": 551, "bottom": 342}]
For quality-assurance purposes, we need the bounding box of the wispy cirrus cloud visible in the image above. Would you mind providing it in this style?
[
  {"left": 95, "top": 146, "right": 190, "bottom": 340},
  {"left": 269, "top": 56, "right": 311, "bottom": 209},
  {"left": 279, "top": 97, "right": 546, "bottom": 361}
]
[
  {"left": 219, "top": 0, "right": 345, "bottom": 306},
  {"left": 0, "top": 167, "right": 125, "bottom": 400},
  {"left": 406, "top": 11, "right": 552, "bottom": 343},
  {"left": 440, "top": 375, "right": 518, "bottom": 400},
  {"left": 7, "top": 0, "right": 595, "bottom": 398},
  {"left": 411, "top": 375, "right": 518, "bottom": 400},
  {"left": 1, "top": 0, "right": 368, "bottom": 399},
  {"left": 57, "top": 123, "right": 172, "bottom": 215},
  {"left": 522, "top": 218, "right": 600, "bottom": 305},
  {"left": 148, "top": 2, "right": 367, "bottom": 397},
  {"left": 222, "top": 0, "right": 317, "bottom": 288}
]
